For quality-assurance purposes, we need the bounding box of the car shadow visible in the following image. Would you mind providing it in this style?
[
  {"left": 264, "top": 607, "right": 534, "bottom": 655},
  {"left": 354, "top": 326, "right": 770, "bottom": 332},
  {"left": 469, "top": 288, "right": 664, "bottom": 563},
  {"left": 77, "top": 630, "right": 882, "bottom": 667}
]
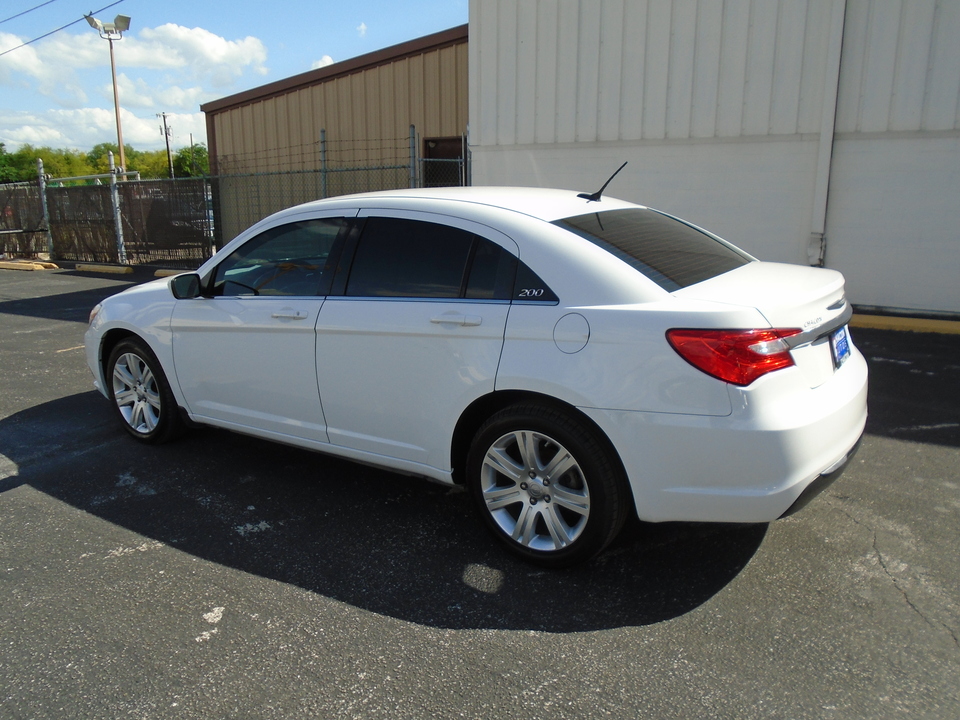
[
  {"left": 0, "top": 392, "right": 766, "bottom": 632},
  {"left": 0, "top": 282, "right": 138, "bottom": 324}
]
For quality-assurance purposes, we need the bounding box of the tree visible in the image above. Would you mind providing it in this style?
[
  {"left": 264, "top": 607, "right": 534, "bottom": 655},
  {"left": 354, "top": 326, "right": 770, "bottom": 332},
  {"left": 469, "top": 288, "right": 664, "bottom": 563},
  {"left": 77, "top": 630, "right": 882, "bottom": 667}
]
[
  {"left": 10, "top": 145, "right": 94, "bottom": 181},
  {"left": 130, "top": 150, "right": 171, "bottom": 179},
  {"left": 0, "top": 143, "right": 18, "bottom": 183},
  {"left": 173, "top": 143, "right": 210, "bottom": 177},
  {"left": 87, "top": 142, "right": 137, "bottom": 175},
  {"left": 1, "top": 142, "right": 210, "bottom": 183}
]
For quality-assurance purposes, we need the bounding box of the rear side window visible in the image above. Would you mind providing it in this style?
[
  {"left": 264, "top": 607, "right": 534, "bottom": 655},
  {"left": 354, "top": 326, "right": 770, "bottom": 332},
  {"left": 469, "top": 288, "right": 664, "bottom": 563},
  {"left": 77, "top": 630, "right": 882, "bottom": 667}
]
[
  {"left": 345, "top": 217, "right": 516, "bottom": 300},
  {"left": 513, "top": 262, "right": 558, "bottom": 303},
  {"left": 465, "top": 237, "right": 517, "bottom": 300},
  {"left": 554, "top": 209, "right": 751, "bottom": 291}
]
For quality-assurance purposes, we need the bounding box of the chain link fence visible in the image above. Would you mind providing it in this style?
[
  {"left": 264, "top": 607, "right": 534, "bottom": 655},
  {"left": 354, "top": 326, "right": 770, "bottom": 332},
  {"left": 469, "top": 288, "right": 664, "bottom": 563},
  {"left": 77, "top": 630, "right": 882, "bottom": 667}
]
[
  {"left": 2, "top": 135, "right": 467, "bottom": 268},
  {"left": 0, "top": 181, "right": 47, "bottom": 257},
  {"left": 212, "top": 164, "right": 413, "bottom": 246}
]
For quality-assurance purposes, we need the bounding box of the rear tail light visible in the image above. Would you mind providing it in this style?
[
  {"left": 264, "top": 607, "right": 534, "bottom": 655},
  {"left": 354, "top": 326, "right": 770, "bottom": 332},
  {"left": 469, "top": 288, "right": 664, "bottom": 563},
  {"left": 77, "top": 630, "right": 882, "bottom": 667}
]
[{"left": 666, "top": 328, "right": 802, "bottom": 386}]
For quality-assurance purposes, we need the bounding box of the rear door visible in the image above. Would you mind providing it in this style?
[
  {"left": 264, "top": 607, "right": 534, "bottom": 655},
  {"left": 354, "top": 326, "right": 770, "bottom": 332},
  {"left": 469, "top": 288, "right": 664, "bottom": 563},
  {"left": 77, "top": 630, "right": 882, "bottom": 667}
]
[{"left": 316, "top": 212, "right": 518, "bottom": 472}]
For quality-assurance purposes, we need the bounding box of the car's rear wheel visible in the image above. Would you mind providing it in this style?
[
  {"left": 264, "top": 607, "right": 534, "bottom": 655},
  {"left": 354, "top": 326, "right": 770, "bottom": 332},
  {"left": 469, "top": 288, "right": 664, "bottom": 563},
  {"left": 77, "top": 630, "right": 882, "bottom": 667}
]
[
  {"left": 107, "top": 338, "right": 183, "bottom": 444},
  {"left": 467, "top": 403, "right": 630, "bottom": 567}
]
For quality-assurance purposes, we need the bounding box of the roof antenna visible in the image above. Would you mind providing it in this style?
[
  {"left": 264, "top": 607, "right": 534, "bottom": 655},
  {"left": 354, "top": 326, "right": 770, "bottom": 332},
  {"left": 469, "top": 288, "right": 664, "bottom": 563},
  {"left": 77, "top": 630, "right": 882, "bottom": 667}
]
[{"left": 577, "top": 161, "right": 628, "bottom": 202}]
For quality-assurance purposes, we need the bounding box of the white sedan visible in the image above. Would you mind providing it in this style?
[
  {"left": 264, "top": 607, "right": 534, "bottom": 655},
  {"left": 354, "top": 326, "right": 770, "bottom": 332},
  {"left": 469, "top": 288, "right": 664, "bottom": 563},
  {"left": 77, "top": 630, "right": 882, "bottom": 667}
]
[{"left": 85, "top": 186, "right": 867, "bottom": 567}]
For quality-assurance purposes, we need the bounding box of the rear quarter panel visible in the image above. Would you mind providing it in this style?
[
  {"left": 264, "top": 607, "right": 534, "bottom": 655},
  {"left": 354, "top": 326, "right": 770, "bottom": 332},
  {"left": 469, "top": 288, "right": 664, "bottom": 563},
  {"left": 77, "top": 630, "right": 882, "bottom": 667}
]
[{"left": 496, "top": 299, "right": 772, "bottom": 416}]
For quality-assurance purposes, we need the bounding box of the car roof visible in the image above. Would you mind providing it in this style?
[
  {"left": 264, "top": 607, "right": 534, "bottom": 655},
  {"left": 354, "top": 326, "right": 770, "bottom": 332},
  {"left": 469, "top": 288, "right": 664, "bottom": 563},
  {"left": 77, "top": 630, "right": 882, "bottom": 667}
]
[
  {"left": 277, "top": 186, "right": 644, "bottom": 224},
  {"left": 199, "top": 185, "right": 687, "bottom": 306}
]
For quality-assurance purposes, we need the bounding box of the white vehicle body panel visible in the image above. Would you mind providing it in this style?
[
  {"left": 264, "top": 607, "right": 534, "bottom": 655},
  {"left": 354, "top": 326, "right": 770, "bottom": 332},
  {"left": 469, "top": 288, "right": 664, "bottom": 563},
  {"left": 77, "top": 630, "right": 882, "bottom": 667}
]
[
  {"left": 170, "top": 296, "right": 328, "bottom": 442},
  {"left": 317, "top": 297, "right": 509, "bottom": 469},
  {"left": 583, "top": 351, "right": 868, "bottom": 522},
  {"left": 86, "top": 278, "right": 181, "bottom": 401},
  {"left": 496, "top": 300, "right": 771, "bottom": 416}
]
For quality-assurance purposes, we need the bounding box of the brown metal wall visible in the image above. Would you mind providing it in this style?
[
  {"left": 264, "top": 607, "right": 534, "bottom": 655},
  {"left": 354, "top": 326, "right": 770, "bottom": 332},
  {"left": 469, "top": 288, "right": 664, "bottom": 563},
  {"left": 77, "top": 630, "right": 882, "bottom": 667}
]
[{"left": 205, "top": 28, "right": 468, "bottom": 174}]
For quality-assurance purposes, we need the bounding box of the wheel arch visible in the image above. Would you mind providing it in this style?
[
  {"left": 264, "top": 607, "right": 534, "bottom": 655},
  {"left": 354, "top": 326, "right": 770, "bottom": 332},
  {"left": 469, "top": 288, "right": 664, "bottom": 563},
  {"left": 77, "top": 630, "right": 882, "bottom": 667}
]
[
  {"left": 98, "top": 328, "right": 138, "bottom": 385},
  {"left": 450, "top": 390, "right": 631, "bottom": 494}
]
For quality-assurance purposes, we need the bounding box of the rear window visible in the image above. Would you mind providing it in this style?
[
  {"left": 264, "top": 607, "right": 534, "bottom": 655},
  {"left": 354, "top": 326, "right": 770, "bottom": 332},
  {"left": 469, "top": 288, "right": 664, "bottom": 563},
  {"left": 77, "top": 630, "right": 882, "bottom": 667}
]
[{"left": 554, "top": 209, "right": 751, "bottom": 291}]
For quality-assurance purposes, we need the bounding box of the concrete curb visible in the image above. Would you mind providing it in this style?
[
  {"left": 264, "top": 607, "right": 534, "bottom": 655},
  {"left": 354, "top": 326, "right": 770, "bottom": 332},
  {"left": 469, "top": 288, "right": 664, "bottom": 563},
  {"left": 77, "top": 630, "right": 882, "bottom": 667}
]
[
  {"left": 72, "top": 263, "right": 184, "bottom": 278},
  {"left": 0, "top": 260, "right": 60, "bottom": 271},
  {"left": 851, "top": 314, "right": 960, "bottom": 335},
  {"left": 74, "top": 263, "right": 134, "bottom": 275}
]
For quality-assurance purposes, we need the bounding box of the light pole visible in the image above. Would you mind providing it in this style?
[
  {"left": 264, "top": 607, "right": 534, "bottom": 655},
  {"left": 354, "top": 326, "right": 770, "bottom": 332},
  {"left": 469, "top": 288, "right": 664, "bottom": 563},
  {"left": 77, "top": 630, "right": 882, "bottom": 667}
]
[{"left": 85, "top": 13, "right": 131, "bottom": 173}]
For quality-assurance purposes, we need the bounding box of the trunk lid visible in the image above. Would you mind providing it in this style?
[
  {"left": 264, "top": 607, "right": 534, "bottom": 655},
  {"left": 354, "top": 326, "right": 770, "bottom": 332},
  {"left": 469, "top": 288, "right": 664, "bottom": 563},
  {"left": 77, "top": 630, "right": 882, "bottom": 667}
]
[{"left": 673, "top": 261, "right": 852, "bottom": 388}]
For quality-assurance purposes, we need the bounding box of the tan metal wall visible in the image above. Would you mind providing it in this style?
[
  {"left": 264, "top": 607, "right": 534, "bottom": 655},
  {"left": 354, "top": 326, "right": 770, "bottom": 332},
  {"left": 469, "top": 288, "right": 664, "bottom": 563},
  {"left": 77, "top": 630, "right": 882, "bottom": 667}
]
[{"left": 204, "top": 28, "right": 468, "bottom": 174}]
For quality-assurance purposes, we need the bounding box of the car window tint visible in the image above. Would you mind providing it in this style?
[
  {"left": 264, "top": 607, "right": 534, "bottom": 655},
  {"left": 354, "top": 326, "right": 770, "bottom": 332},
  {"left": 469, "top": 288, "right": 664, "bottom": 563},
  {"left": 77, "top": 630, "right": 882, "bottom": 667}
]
[
  {"left": 212, "top": 218, "right": 344, "bottom": 297},
  {"left": 346, "top": 218, "right": 475, "bottom": 298},
  {"left": 465, "top": 238, "right": 517, "bottom": 300},
  {"left": 554, "top": 208, "right": 751, "bottom": 291}
]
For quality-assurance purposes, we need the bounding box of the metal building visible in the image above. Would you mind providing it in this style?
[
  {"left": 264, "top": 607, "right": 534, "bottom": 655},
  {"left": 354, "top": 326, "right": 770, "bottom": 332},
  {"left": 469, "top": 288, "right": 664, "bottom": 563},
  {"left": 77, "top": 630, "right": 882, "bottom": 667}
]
[
  {"left": 201, "top": 25, "right": 467, "bottom": 176},
  {"left": 469, "top": 0, "right": 960, "bottom": 315},
  {"left": 200, "top": 24, "right": 467, "bottom": 240}
]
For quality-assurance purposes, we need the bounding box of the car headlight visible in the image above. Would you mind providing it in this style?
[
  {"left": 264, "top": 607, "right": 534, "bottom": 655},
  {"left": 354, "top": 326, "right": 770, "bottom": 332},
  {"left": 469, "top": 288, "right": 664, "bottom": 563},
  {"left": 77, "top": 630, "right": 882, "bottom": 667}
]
[{"left": 88, "top": 303, "right": 102, "bottom": 328}]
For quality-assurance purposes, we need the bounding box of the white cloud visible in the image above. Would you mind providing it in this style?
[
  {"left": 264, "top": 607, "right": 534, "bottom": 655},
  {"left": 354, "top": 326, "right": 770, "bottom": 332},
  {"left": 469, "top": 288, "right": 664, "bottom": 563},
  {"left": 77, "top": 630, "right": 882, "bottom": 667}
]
[
  {"left": 133, "top": 25, "right": 269, "bottom": 86},
  {"left": 0, "top": 23, "right": 263, "bottom": 151},
  {"left": 0, "top": 115, "right": 70, "bottom": 148},
  {"left": 122, "top": 110, "right": 207, "bottom": 149},
  {"left": 0, "top": 32, "right": 89, "bottom": 106},
  {"left": 357, "top": 22, "right": 368, "bottom": 37},
  {"left": 0, "top": 107, "right": 208, "bottom": 153},
  {"left": 311, "top": 55, "right": 335, "bottom": 70},
  {"left": 1, "top": 24, "right": 268, "bottom": 94},
  {"left": 0, "top": 107, "right": 118, "bottom": 150},
  {"left": 113, "top": 74, "right": 214, "bottom": 112}
]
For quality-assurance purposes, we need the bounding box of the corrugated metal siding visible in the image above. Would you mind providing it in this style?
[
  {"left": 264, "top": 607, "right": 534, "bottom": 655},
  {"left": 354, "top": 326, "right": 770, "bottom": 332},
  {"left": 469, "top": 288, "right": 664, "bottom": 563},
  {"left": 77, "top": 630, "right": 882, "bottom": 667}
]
[
  {"left": 209, "top": 37, "right": 468, "bottom": 174},
  {"left": 470, "top": 0, "right": 960, "bottom": 147},
  {"left": 837, "top": 0, "right": 960, "bottom": 133}
]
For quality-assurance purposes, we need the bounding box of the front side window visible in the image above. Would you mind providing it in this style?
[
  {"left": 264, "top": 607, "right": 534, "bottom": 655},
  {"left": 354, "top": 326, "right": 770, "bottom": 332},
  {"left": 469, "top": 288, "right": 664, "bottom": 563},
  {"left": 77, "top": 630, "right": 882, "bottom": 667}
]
[
  {"left": 345, "top": 217, "right": 517, "bottom": 300},
  {"left": 211, "top": 218, "right": 345, "bottom": 297},
  {"left": 554, "top": 209, "right": 752, "bottom": 291}
]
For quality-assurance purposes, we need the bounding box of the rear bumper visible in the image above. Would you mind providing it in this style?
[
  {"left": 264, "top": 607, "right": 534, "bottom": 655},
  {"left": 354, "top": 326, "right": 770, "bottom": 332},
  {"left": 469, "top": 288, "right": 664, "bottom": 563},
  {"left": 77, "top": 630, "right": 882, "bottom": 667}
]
[
  {"left": 778, "top": 436, "right": 862, "bottom": 518},
  {"left": 581, "top": 345, "right": 868, "bottom": 523}
]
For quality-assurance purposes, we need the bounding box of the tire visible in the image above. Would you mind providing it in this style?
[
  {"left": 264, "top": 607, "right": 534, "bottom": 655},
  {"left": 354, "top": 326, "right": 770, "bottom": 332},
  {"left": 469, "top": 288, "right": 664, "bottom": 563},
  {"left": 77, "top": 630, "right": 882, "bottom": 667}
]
[
  {"left": 466, "top": 403, "right": 630, "bottom": 568},
  {"left": 106, "top": 338, "right": 184, "bottom": 444}
]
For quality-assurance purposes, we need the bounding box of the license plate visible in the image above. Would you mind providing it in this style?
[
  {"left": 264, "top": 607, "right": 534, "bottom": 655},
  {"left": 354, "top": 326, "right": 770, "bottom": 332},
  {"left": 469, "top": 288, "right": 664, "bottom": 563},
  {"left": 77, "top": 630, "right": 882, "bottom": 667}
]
[{"left": 831, "top": 325, "right": 851, "bottom": 369}]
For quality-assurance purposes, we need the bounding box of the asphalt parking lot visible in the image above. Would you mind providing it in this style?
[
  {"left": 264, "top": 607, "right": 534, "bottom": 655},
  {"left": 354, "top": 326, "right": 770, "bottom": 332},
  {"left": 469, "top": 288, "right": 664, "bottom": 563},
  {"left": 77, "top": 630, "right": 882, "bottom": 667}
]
[{"left": 1, "top": 267, "right": 958, "bottom": 719}]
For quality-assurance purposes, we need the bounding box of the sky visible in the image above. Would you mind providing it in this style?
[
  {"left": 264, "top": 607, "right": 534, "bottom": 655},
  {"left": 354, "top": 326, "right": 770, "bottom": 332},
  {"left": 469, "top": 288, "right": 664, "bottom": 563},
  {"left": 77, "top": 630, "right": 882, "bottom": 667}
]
[{"left": 0, "top": 0, "right": 468, "bottom": 153}]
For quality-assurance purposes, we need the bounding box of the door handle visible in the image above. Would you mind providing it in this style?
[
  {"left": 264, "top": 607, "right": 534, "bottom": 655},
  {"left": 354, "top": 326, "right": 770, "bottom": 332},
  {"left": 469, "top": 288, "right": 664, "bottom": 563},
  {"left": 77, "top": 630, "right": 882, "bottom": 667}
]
[
  {"left": 430, "top": 314, "right": 482, "bottom": 327},
  {"left": 271, "top": 311, "right": 308, "bottom": 320}
]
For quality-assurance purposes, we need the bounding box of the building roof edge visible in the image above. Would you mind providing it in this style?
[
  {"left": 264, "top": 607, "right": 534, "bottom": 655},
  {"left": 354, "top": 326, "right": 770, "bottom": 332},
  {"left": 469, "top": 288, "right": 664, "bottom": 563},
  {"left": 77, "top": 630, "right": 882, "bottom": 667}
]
[{"left": 200, "top": 24, "right": 468, "bottom": 114}]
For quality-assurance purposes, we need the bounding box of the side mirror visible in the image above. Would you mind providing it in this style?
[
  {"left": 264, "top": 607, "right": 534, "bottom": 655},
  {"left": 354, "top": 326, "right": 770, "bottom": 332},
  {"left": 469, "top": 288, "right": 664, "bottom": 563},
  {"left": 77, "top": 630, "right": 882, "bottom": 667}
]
[{"left": 171, "top": 273, "right": 201, "bottom": 299}]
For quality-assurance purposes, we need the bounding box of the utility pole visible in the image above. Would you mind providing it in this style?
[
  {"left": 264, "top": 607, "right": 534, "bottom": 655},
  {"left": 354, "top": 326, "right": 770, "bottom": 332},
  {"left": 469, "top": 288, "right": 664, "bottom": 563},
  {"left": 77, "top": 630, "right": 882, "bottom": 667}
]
[{"left": 159, "top": 112, "right": 175, "bottom": 178}]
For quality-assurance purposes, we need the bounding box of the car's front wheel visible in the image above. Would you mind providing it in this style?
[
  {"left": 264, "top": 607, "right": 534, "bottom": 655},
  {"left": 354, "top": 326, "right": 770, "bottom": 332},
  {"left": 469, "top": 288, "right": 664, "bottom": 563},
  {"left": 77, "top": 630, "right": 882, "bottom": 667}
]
[
  {"left": 467, "top": 403, "right": 630, "bottom": 567},
  {"left": 107, "top": 338, "right": 183, "bottom": 444}
]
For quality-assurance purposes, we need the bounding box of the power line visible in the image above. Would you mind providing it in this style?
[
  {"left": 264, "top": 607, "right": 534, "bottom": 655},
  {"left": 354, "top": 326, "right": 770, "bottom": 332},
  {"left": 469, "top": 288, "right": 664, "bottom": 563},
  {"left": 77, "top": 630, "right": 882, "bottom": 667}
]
[
  {"left": 0, "top": 0, "right": 125, "bottom": 59},
  {"left": 0, "top": 0, "right": 63, "bottom": 26}
]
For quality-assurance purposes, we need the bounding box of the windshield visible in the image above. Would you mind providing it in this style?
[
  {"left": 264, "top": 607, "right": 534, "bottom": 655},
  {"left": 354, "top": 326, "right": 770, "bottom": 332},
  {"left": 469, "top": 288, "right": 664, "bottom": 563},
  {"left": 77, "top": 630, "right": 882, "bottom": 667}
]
[{"left": 554, "top": 208, "right": 752, "bottom": 291}]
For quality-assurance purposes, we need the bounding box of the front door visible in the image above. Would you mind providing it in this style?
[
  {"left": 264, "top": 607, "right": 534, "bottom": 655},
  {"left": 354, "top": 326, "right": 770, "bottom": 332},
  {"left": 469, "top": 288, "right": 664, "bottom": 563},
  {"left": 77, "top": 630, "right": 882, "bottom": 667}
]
[{"left": 170, "top": 216, "right": 346, "bottom": 443}]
